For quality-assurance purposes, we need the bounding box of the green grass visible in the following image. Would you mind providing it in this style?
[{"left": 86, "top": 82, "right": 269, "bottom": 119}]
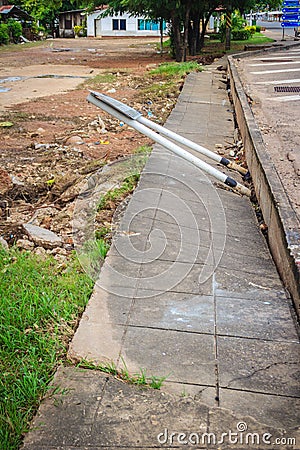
[
  {"left": 83, "top": 72, "right": 117, "bottom": 87},
  {"left": 77, "top": 359, "right": 168, "bottom": 390},
  {"left": 241, "top": 32, "right": 274, "bottom": 45},
  {"left": 97, "top": 173, "right": 140, "bottom": 210},
  {"left": 203, "top": 32, "right": 274, "bottom": 55},
  {"left": 141, "top": 80, "right": 176, "bottom": 97},
  {"left": 0, "top": 248, "right": 94, "bottom": 449},
  {"left": 0, "top": 41, "right": 45, "bottom": 53},
  {"left": 134, "top": 145, "right": 152, "bottom": 155},
  {"left": 150, "top": 61, "right": 202, "bottom": 78}
]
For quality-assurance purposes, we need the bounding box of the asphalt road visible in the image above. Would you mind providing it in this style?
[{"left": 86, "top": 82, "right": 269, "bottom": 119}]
[
  {"left": 257, "top": 19, "right": 298, "bottom": 40},
  {"left": 236, "top": 45, "right": 300, "bottom": 219}
]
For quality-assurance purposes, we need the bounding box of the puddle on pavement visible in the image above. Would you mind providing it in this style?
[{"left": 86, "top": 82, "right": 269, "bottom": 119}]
[
  {"left": 0, "top": 76, "right": 23, "bottom": 83},
  {"left": 0, "top": 74, "right": 89, "bottom": 93},
  {"left": 35, "top": 74, "right": 89, "bottom": 79}
]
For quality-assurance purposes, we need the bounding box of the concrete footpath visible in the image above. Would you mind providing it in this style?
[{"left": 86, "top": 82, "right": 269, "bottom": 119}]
[{"left": 23, "top": 61, "right": 300, "bottom": 449}]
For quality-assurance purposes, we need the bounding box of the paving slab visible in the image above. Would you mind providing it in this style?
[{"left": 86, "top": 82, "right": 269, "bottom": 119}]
[
  {"left": 23, "top": 59, "right": 300, "bottom": 448},
  {"left": 22, "top": 367, "right": 300, "bottom": 450},
  {"left": 216, "top": 295, "right": 299, "bottom": 341},
  {"left": 218, "top": 336, "right": 300, "bottom": 396}
]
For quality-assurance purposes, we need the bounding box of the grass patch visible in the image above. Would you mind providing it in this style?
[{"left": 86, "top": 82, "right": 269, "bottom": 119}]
[
  {"left": 141, "top": 80, "right": 176, "bottom": 98},
  {"left": 77, "top": 359, "right": 168, "bottom": 390},
  {"left": 140, "top": 62, "right": 202, "bottom": 105},
  {"left": 0, "top": 41, "right": 45, "bottom": 53},
  {"left": 150, "top": 61, "right": 202, "bottom": 78},
  {"left": 203, "top": 32, "right": 274, "bottom": 55},
  {"left": 0, "top": 248, "right": 94, "bottom": 449},
  {"left": 83, "top": 72, "right": 117, "bottom": 87},
  {"left": 241, "top": 32, "right": 274, "bottom": 45},
  {"left": 97, "top": 146, "right": 151, "bottom": 212},
  {"left": 134, "top": 145, "right": 152, "bottom": 155},
  {"left": 97, "top": 173, "right": 140, "bottom": 210}
]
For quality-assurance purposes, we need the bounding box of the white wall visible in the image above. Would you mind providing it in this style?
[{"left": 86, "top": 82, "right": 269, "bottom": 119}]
[{"left": 87, "top": 10, "right": 163, "bottom": 37}]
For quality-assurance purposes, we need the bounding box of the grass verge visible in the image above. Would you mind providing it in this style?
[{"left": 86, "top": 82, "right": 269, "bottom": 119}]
[
  {"left": 141, "top": 61, "right": 202, "bottom": 105},
  {"left": 0, "top": 248, "right": 93, "bottom": 449},
  {"left": 200, "top": 32, "right": 274, "bottom": 56}
]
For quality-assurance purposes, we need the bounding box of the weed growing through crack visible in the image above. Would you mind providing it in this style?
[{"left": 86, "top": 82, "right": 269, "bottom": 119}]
[{"left": 76, "top": 359, "right": 168, "bottom": 390}]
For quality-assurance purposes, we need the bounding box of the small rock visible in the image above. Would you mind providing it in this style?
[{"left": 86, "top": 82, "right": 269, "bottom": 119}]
[
  {"left": 33, "top": 247, "right": 47, "bottom": 259},
  {"left": 0, "top": 168, "right": 13, "bottom": 194},
  {"left": 37, "top": 127, "right": 45, "bottom": 134},
  {"left": 72, "top": 147, "right": 84, "bottom": 157},
  {"left": 34, "top": 143, "right": 49, "bottom": 150},
  {"left": 54, "top": 253, "right": 67, "bottom": 263},
  {"left": 23, "top": 223, "right": 62, "bottom": 249},
  {"left": 215, "top": 144, "right": 223, "bottom": 149},
  {"left": 51, "top": 247, "right": 67, "bottom": 256},
  {"left": 66, "top": 135, "right": 84, "bottom": 145},
  {"left": 107, "top": 88, "right": 116, "bottom": 94},
  {"left": 16, "top": 238, "right": 34, "bottom": 250},
  {"left": 0, "top": 236, "right": 9, "bottom": 250},
  {"left": 229, "top": 150, "right": 235, "bottom": 157},
  {"left": 11, "top": 175, "right": 25, "bottom": 186}
]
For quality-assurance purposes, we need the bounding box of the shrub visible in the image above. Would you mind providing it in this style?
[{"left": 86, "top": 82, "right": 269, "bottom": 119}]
[
  {"left": 73, "top": 25, "right": 83, "bottom": 36},
  {"left": 0, "top": 23, "right": 9, "bottom": 44},
  {"left": 245, "top": 25, "right": 256, "bottom": 35},
  {"left": 255, "top": 25, "right": 261, "bottom": 32},
  {"left": 7, "top": 19, "right": 22, "bottom": 42},
  {"left": 232, "top": 29, "right": 252, "bottom": 40}
]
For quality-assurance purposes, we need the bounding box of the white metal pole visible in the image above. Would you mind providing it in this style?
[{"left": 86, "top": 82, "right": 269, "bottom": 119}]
[
  {"left": 137, "top": 115, "right": 248, "bottom": 175},
  {"left": 87, "top": 93, "right": 251, "bottom": 197}
]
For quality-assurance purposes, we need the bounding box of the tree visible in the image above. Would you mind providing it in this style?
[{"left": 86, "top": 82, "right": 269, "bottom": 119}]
[{"left": 13, "top": 0, "right": 83, "bottom": 30}]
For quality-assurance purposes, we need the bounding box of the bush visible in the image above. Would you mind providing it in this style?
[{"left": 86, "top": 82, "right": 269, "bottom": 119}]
[
  {"left": 245, "top": 25, "right": 256, "bottom": 35},
  {"left": 255, "top": 25, "right": 261, "bottom": 32},
  {"left": 0, "top": 23, "right": 9, "bottom": 45},
  {"left": 7, "top": 19, "right": 22, "bottom": 42},
  {"left": 232, "top": 29, "right": 252, "bottom": 40},
  {"left": 209, "top": 32, "right": 221, "bottom": 40},
  {"left": 73, "top": 25, "right": 83, "bottom": 36}
]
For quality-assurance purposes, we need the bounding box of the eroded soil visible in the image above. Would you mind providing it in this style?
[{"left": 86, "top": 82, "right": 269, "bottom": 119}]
[{"left": 0, "top": 37, "right": 190, "bottom": 250}]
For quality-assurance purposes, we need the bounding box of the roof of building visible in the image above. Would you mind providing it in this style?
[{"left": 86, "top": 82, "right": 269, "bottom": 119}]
[{"left": 0, "top": 5, "right": 32, "bottom": 20}]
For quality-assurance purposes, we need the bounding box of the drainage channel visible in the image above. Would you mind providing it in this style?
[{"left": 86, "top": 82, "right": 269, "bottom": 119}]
[{"left": 274, "top": 86, "right": 300, "bottom": 93}]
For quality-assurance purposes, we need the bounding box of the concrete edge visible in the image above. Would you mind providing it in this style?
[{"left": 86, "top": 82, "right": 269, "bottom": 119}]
[{"left": 227, "top": 49, "right": 300, "bottom": 317}]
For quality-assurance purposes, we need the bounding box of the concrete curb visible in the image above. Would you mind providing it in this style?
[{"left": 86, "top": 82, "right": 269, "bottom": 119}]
[{"left": 228, "top": 44, "right": 300, "bottom": 317}]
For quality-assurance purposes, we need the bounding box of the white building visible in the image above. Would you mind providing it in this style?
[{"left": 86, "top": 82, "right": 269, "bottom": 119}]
[{"left": 87, "top": 9, "right": 166, "bottom": 38}]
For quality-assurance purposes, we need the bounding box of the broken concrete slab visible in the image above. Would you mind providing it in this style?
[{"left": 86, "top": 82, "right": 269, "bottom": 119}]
[
  {"left": 23, "top": 223, "right": 62, "bottom": 249},
  {"left": 22, "top": 366, "right": 299, "bottom": 450}
]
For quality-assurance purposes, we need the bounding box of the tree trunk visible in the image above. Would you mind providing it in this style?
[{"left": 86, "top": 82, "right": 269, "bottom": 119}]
[
  {"left": 159, "top": 17, "right": 164, "bottom": 56},
  {"left": 189, "top": 11, "right": 200, "bottom": 56},
  {"left": 170, "top": 10, "right": 182, "bottom": 62},
  {"left": 182, "top": 1, "right": 192, "bottom": 61},
  {"left": 199, "top": 10, "right": 214, "bottom": 52}
]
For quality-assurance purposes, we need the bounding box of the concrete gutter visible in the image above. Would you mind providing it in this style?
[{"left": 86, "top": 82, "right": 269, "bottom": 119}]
[{"left": 228, "top": 43, "right": 300, "bottom": 317}]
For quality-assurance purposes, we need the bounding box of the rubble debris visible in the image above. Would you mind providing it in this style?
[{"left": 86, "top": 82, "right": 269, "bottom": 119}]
[
  {"left": 16, "top": 238, "right": 34, "bottom": 250},
  {"left": 23, "top": 223, "right": 62, "bottom": 249},
  {"left": 33, "top": 246, "right": 47, "bottom": 258},
  {"left": 66, "top": 135, "right": 85, "bottom": 145},
  {"left": 0, "top": 236, "right": 8, "bottom": 249},
  {"left": 0, "top": 168, "right": 13, "bottom": 194}
]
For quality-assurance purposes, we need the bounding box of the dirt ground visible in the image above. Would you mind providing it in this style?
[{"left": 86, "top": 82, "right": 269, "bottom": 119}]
[{"left": 0, "top": 37, "right": 199, "bottom": 249}]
